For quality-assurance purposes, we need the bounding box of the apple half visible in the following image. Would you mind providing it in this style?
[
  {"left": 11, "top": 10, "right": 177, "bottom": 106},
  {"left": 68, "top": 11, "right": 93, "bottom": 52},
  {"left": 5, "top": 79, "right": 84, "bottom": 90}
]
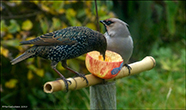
[{"left": 85, "top": 50, "right": 123, "bottom": 79}]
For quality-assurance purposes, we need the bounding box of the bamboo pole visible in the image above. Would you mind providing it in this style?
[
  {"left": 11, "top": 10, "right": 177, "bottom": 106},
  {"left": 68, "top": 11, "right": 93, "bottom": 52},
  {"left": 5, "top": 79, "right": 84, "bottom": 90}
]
[{"left": 43, "top": 56, "right": 156, "bottom": 93}]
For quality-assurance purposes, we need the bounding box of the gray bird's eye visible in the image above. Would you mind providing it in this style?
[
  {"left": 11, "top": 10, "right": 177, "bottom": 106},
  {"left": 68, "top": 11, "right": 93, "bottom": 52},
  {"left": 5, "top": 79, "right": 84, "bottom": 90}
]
[{"left": 105, "top": 20, "right": 114, "bottom": 25}]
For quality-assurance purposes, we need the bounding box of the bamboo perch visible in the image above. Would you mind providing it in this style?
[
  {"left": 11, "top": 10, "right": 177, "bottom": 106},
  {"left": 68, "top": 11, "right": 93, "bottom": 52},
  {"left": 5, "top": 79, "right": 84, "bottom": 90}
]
[{"left": 43, "top": 56, "right": 156, "bottom": 93}]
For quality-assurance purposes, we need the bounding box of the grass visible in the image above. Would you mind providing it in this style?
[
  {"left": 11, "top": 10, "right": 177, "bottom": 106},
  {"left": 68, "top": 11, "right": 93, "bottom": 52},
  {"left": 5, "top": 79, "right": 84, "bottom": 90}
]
[{"left": 116, "top": 44, "right": 185, "bottom": 109}]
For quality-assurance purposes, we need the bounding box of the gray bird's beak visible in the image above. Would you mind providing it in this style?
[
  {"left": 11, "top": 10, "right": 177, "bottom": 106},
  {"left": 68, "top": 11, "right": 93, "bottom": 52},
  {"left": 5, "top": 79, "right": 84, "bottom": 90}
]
[
  {"left": 100, "top": 20, "right": 106, "bottom": 26},
  {"left": 100, "top": 20, "right": 107, "bottom": 32}
]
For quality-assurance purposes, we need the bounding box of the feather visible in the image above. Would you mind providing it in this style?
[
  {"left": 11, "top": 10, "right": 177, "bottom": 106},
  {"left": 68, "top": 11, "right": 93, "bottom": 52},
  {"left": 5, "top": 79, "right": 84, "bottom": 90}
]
[
  {"left": 20, "top": 31, "right": 77, "bottom": 46},
  {"left": 10, "top": 52, "right": 35, "bottom": 65}
]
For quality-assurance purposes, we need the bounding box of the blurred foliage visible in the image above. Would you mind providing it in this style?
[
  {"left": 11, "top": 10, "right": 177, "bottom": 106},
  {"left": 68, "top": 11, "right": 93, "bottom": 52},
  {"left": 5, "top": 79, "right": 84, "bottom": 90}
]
[{"left": 1, "top": 0, "right": 185, "bottom": 109}]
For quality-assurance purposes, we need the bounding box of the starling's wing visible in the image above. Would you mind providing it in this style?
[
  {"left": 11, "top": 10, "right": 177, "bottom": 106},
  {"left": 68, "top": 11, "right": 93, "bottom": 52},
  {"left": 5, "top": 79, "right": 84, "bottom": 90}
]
[{"left": 20, "top": 30, "right": 77, "bottom": 46}]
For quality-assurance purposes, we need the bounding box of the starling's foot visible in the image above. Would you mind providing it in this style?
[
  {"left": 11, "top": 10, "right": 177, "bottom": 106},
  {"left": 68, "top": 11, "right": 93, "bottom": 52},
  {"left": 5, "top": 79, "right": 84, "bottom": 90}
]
[
  {"left": 61, "top": 60, "right": 89, "bottom": 85},
  {"left": 76, "top": 73, "right": 89, "bottom": 85},
  {"left": 57, "top": 78, "right": 72, "bottom": 92},
  {"left": 63, "top": 79, "right": 72, "bottom": 92},
  {"left": 52, "top": 67, "right": 72, "bottom": 91},
  {"left": 123, "top": 64, "right": 132, "bottom": 75},
  {"left": 56, "top": 78, "right": 72, "bottom": 84}
]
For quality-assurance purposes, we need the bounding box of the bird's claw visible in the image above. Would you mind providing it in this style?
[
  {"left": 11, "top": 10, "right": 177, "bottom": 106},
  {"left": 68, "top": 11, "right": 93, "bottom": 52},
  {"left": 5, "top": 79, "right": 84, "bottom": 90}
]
[
  {"left": 56, "top": 77, "right": 71, "bottom": 92},
  {"left": 63, "top": 79, "right": 71, "bottom": 92},
  {"left": 123, "top": 64, "right": 132, "bottom": 75},
  {"left": 76, "top": 73, "right": 89, "bottom": 86},
  {"left": 66, "top": 80, "right": 72, "bottom": 85}
]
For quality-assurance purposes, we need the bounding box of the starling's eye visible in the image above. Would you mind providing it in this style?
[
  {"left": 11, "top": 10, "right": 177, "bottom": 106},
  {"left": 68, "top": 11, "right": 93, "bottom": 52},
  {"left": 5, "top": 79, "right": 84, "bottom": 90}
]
[{"left": 105, "top": 20, "right": 114, "bottom": 25}]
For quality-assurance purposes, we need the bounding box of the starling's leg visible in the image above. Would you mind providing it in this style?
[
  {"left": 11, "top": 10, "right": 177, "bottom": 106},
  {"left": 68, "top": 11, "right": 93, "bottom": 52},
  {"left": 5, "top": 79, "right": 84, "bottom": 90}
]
[
  {"left": 61, "top": 60, "right": 89, "bottom": 85},
  {"left": 51, "top": 62, "right": 71, "bottom": 91},
  {"left": 123, "top": 64, "right": 132, "bottom": 75}
]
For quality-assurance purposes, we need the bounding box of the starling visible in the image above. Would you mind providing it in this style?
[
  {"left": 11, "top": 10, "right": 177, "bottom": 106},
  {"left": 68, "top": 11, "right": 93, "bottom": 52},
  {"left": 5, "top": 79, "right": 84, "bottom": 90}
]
[
  {"left": 11, "top": 26, "right": 107, "bottom": 91},
  {"left": 100, "top": 18, "right": 133, "bottom": 74}
]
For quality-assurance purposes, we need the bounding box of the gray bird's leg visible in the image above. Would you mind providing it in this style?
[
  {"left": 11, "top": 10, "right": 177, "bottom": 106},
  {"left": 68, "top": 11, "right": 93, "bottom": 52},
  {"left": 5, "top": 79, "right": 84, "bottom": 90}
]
[
  {"left": 61, "top": 60, "right": 89, "bottom": 85},
  {"left": 123, "top": 64, "right": 132, "bottom": 75},
  {"left": 51, "top": 61, "right": 71, "bottom": 91}
]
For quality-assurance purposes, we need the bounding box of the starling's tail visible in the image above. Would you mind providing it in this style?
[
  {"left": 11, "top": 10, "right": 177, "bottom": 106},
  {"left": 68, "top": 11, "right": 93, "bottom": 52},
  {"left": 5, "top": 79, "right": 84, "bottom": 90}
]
[{"left": 10, "top": 52, "right": 35, "bottom": 65}]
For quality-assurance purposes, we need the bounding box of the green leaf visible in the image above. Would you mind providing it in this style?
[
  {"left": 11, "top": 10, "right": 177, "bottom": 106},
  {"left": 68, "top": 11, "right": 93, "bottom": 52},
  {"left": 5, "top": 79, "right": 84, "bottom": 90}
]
[
  {"left": 27, "top": 70, "right": 34, "bottom": 80},
  {"left": 22, "top": 19, "right": 33, "bottom": 31},
  {"left": 86, "top": 23, "right": 96, "bottom": 30},
  {"left": 28, "top": 64, "right": 37, "bottom": 71},
  {"left": 35, "top": 68, "right": 44, "bottom": 77},
  {"left": 165, "top": 1, "right": 178, "bottom": 35},
  {"left": 37, "top": 90, "right": 46, "bottom": 99},
  {"left": 7, "top": 19, "right": 20, "bottom": 33},
  {"left": 1, "top": 39, "right": 20, "bottom": 47},
  {"left": 5, "top": 79, "right": 18, "bottom": 89},
  {"left": 52, "top": 1, "right": 64, "bottom": 11},
  {"left": 1, "top": 46, "right": 9, "bottom": 58},
  {"left": 160, "top": 59, "right": 171, "bottom": 71},
  {"left": 40, "top": 19, "right": 48, "bottom": 33},
  {"left": 77, "top": 9, "right": 86, "bottom": 18},
  {"left": 28, "top": 94, "right": 37, "bottom": 107},
  {"left": 40, "top": 4, "right": 50, "bottom": 12},
  {"left": 1, "top": 20, "right": 7, "bottom": 32},
  {"left": 66, "top": 8, "right": 77, "bottom": 24},
  {"left": 52, "top": 17, "right": 61, "bottom": 29}
]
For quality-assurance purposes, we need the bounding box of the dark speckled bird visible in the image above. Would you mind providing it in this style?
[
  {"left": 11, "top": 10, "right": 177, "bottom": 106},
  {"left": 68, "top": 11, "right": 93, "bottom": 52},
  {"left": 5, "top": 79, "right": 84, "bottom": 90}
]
[{"left": 11, "top": 26, "right": 107, "bottom": 91}]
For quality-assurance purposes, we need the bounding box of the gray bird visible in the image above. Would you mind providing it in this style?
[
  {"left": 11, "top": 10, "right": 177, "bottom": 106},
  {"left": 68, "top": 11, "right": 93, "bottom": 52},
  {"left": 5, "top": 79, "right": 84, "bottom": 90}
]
[
  {"left": 100, "top": 18, "right": 133, "bottom": 73},
  {"left": 10, "top": 26, "right": 107, "bottom": 91}
]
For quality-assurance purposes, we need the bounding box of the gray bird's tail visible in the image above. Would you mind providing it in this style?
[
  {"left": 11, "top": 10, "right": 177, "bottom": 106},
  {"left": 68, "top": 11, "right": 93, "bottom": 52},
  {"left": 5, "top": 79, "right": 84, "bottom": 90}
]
[{"left": 10, "top": 52, "right": 35, "bottom": 65}]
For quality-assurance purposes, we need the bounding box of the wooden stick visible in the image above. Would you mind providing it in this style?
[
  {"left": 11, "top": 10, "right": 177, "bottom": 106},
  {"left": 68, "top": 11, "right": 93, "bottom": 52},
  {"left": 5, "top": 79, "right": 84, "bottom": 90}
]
[
  {"left": 90, "top": 82, "right": 116, "bottom": 109},
  {"left": 43, "top": 56, "right": 156, "bottom": 93}
]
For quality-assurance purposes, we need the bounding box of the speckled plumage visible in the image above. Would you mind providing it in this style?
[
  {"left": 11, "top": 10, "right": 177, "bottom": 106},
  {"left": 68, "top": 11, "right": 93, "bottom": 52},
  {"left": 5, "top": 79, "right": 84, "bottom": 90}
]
[{"left": 11, "top": 26, "right": 107, "bottom": 91}]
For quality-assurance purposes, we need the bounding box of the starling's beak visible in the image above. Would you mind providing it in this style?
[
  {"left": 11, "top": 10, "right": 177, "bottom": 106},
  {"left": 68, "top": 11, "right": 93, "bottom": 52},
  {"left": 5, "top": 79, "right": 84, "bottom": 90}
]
[
  {"left": 100, "top": 51, "right": 106, "bottom": 61},
  {"left": 103, "top": 53, "right": 106, "bottom": 61}
]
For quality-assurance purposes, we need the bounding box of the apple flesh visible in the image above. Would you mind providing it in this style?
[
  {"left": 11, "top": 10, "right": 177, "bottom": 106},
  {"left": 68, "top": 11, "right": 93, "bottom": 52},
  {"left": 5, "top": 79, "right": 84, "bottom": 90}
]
[{"left": 85, "top": 50, "right": 123, "bottom": 79}]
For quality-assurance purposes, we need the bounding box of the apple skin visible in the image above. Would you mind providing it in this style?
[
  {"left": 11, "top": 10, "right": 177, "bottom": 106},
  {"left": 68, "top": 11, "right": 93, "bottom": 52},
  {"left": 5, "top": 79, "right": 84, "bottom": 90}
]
[{"left": 85, "top": 51, "right": 123, "bottom": 79}]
